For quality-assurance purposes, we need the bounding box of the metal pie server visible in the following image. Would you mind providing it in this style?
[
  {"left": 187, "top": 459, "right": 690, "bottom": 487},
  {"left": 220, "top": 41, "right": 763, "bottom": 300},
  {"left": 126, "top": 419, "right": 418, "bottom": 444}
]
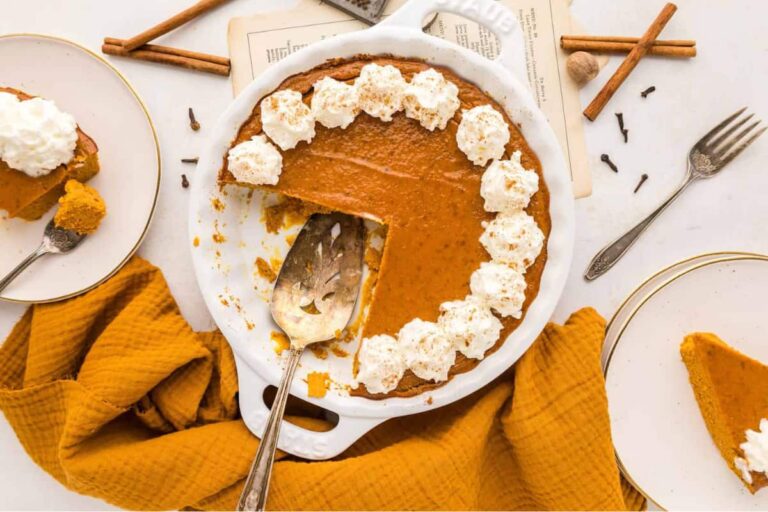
[{"left": 237, "top": 212, "right": 364, "bottom": 511}]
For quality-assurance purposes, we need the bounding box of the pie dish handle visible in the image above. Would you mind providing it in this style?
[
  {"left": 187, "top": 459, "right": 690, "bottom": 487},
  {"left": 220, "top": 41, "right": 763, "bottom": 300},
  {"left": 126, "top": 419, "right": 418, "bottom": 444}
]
[
  {"left": 379, "top": 0, "right": 528, "bottom": 87},
  {"left": 234, "top": 354, "right": 385, "bottom": 460}
]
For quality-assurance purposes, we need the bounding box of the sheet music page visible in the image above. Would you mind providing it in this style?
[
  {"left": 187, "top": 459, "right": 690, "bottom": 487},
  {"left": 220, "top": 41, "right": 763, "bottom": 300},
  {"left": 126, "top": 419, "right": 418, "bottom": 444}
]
[{"left": 228, "top": 0, "right": 591, "bottom": 197}]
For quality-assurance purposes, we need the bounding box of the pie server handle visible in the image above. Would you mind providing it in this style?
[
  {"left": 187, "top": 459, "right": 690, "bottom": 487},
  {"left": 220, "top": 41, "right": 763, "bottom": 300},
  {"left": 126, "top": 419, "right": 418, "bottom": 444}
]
[{"left": 233, "top": 353, "right": 385, "bottom": 461}]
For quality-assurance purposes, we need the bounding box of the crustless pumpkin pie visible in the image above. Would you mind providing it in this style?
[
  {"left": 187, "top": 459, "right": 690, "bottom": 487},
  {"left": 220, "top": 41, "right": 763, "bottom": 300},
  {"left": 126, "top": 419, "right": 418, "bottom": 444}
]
[
  {"left": 0, "top": 87, "right": 99, "bottom": 220},
  {"left": 219, "top": 56, "right": 550, "bottom": 397},
  {"left": 681, "top": 332, "right": 768, "bottom": 492}
]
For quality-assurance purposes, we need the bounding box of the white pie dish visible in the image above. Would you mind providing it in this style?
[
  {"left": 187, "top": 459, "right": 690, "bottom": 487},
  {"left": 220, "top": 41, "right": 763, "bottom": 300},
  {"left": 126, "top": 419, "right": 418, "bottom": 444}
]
[{"left": 189, "top": 0, "right": 574, "bottom": 459}]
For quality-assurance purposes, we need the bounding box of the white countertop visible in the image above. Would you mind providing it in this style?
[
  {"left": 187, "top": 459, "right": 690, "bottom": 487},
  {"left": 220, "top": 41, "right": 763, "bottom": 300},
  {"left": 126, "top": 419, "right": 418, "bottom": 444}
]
[{"left": 1, "top": 0, "right": 767, "bottom": 509}]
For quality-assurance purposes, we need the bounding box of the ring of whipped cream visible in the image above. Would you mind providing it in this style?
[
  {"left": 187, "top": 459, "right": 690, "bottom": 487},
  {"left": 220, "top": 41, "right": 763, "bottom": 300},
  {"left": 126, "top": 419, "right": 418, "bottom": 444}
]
[{"left": 227, "top": 63, "right": 544, "bottom": 395}]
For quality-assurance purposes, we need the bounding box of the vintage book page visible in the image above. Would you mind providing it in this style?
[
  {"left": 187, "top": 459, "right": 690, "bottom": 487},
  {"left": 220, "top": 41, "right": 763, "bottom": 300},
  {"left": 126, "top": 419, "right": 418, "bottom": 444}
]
[{"left": 228, "top": 0, "right": 591, "bottom": 197}]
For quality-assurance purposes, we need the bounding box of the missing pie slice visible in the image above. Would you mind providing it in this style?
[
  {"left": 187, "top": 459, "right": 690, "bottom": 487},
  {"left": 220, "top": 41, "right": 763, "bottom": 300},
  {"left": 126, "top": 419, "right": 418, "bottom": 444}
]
[
  {"left": 0, "top": 87, "right": 99, "bottom": 220},
  {"left": 681, "top": 332, "right": 768, "bottom": 492}
]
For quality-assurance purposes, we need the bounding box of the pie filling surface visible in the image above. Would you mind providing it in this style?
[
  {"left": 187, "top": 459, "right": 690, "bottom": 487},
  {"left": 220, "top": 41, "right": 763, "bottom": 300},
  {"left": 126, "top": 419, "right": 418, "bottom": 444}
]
[{"left": 219, "top": 56, "right": 551, "bottom": 397}]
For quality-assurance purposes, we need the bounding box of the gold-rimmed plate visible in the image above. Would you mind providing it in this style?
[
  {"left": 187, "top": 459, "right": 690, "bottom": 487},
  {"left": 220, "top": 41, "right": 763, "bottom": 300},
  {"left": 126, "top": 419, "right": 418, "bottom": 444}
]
[
  {"left": 0, "top": 34, "right": 160, "bottom": 303},
  {"left": 605, "top": 254, "right": 768, "bottom": 509}
]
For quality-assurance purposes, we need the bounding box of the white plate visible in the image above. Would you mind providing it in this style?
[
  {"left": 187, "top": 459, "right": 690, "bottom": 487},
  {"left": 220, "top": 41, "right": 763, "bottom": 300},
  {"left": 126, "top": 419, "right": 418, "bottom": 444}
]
[
  {"left": 602, "top": 252, "right": 767, "bottom": 370},
  {"left": 605, "top": 255, "right": 768, "bottom": 510},
  {"left": 0, "top": 34, "right": 160, "bottom": 303},
  {"left": 190, "top": 0, "right": 574, "bottom": 460}
]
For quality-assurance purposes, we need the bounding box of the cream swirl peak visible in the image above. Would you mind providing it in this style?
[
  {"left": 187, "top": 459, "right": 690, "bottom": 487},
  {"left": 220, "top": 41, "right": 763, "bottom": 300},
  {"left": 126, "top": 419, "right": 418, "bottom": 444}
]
[
  {"left": 403, "top": 68, "right": 460, "bottom": 131},
  {"left": 311, "top": 77, "right": 360, "bottom": 129},
  {"left": 0, "top": 92, "right": 78, "bottom": 177},
  {"left": 353, "top": 63, "right": 407, "bottom": 122},
  {"left": 227, "top": 135, "right": 283, "bottom": 186},
  {"left": 398, "top": 319, "right": 456, "bottom": 382},
  {"left": 480, "top": 151, "right": 540, "bottom": 212},
  {"left": 456, "top": 105, "right": 511, "bottom": 167},
  {"left": 736, "top": 418, "right": 768, "bottom": 484},
  {"left": 480, "top": 211, "right": 545, "bottom": 271},
  {"left": 470, "top": 261, "right": 527, "bottom": 319},
  {"left": 439, "top": 296, "right": 503, "bottom": 360},
  {"left": 261, "top": 89, "right": 316, "bottom": 150},
  {"left": 355, "top": 334, "right": 406, "bottom": 395}
]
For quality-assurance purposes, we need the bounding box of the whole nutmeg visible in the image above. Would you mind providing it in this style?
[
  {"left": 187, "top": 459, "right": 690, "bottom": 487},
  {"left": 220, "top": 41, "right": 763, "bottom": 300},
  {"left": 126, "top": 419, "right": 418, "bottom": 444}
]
[{"left": 566, "top": 51, "right": 600, "bottom": 86}]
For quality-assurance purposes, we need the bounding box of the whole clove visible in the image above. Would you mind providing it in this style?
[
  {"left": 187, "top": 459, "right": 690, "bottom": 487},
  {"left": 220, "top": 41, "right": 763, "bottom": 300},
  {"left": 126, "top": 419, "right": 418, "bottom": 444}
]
[
  {"left": 188, "top": 107, "right": 200, "bottom": 131},
  {"left": 181, "top": 157, "right": 199, "bottom": 164},
  {"left": 634, "top": 173, "right": 649, "bottom": 193},
  {"left": 615, "top": 112, "right": 628, "bottom": 143},
  {"left": 181, "top": 174, "right": 190, "bottom": 188},
  {"left": 641, "top": 86, "right": 656, "bottom": 98},
  {"left": 600, "top": 153, "right": 619, "bottom": 173}
]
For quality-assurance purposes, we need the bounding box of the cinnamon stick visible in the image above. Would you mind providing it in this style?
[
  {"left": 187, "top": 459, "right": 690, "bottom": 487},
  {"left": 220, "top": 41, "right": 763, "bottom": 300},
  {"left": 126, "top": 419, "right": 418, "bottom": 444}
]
[
  {"left": 561, "top": 39, "right": 695, "bottom": 58},
  {"left": 584, "top": 3, "right": 678, "bottom": 121},
  {"left": 105, "top": 38, "right": 230, "bottom": 67},
  {"left": 122, "top": 0, "right": 232, "bottom": 51},
  {"left": 101, "top": 42, "right": 230, "bottom": 76},
  {"left": 562, "top": 35, "right": 695, "bottom": 47}
]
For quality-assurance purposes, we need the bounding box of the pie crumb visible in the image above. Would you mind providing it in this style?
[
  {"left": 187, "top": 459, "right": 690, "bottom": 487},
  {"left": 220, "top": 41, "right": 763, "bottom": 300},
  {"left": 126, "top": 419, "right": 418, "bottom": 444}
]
[
  {"left": 270, "top": 331, "right": 290, "bottom": 355},
  {"left": 255, "top": 257, "right": 277, "bottom": 282},
  {"left": 307, "top": 372, "right": 330, "bottom": 398}
]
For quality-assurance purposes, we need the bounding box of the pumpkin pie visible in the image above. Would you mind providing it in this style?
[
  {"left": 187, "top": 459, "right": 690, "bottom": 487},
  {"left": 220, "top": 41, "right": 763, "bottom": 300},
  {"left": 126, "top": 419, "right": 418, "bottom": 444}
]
[
  {"left": 0, "top": 87, "right": 99, "bottom": 220},
  {"left": 219, "top": 56, "right": 550, "bottom": 397},
  {"left": 681, "top": 332, "right": 768, "bottom": 492}
]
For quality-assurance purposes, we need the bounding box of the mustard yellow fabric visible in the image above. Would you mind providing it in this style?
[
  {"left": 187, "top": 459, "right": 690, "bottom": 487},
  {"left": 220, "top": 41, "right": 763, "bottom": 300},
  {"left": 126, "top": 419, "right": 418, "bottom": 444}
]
[{"left": 0, "top": 257, "right": 644, "bottom": 510}]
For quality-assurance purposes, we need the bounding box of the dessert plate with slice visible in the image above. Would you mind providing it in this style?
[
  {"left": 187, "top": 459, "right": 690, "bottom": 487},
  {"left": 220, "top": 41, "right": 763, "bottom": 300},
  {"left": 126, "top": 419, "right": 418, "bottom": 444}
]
[
  {"left": 605, "top": 254, "right": 768, "bottom": 509},
  {"left": 190, "top": 0, "right": 573, "bottom": 460},
  {"left": 0, "top": 34, "right": 160, "bottom": 303}
]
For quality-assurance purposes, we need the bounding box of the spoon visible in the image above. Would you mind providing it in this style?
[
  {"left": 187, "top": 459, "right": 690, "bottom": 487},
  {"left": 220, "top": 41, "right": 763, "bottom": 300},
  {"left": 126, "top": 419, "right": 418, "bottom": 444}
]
[
  {"left": 238, "top": 212, "right": 364, "bottom": 511},
  {"left": 0, "top": 219, "right": 86, "bottom": 295}
]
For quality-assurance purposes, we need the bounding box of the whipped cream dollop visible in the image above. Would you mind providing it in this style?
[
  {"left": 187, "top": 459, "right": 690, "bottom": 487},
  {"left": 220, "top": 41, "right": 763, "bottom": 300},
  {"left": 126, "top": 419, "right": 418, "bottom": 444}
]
[
  {"left": 355, "top": 334, "right": 406, "bottom": 394},
  {"left": 470, "top": 262, "right": 527, "bottom": 318},
  {"left": 227, "top": 135, "right": 283, "bottom": 186},
  {"left": 310, "top": 77, "right": 360, "bottom": 129},
  {"left": 456, "top": 105, "right": 510, "bottom": 167},
  {"left": 398, "top": 319, "right": 456, "bottom": 382},
  {"left": 480, "top": 151, "right": 539, "bottom": 212},
  {"left": 0, "top": 92, "right": 78, "bottom": 177},
  {"left": 403, "top": 68, "right": 460, "bottom": 131},
  {"left": 479, "top": 211, "right": 544, "bottom": 271},
  {"left": 439, "top": 296, "right": 502, "bottom": 360},
  {"left": 736, "top": 418, "right": 768, "bottom": 484},
  {"left": 261, "top": 89, "right": 315, "bottom": 150},
  {"left": 354, "top": 63, "right": 407, "bottom": 122}
]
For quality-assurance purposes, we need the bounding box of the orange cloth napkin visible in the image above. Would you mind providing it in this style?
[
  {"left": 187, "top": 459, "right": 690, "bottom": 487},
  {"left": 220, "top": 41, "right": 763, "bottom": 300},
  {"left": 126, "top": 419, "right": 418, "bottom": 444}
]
[{"left": 0, "top": 257, "right": 644, "bottom": 510}]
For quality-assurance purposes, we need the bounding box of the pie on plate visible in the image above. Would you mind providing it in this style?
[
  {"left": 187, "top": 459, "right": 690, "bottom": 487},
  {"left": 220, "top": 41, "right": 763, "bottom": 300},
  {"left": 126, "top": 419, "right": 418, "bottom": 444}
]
[
  {"left": 0, "top": 87, "right": 99, "bottom": 221},
  {"left": 219, "top": 55, "right": 550, "bottom": 398},
  {"left": 681, "top": 332, "right": 768, "bottom": 493}
]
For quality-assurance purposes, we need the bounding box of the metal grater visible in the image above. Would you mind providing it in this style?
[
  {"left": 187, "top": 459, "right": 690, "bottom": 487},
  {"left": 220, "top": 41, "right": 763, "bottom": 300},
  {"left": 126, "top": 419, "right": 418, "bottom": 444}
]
[{"left": 321, "top": 0, "right": 389, "bottom": 25}]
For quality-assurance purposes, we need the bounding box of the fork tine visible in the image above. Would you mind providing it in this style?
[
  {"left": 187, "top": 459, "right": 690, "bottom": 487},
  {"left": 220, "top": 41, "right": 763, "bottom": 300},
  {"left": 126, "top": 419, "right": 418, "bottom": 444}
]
[
  {"left": 709, "top": 113, "right": 754, "bottom": 151},
  {"left": 717, "top": 125, "right": 766, "bottom": 168},
  {"left": 714, "top": 121, "right": 762, "bottom": 160},
  {"left": 696, "top": 107, "right": 747, "bottom": 147}
]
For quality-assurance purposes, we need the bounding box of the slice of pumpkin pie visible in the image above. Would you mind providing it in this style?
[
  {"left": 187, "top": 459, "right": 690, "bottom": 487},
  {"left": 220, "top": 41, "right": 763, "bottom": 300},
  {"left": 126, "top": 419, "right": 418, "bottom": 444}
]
[
  {"left": 0, "top": 87, "right": 99, "bottom": 220},
  {"left": 681, "top": 332, "right": 768, "bottom": 493}
]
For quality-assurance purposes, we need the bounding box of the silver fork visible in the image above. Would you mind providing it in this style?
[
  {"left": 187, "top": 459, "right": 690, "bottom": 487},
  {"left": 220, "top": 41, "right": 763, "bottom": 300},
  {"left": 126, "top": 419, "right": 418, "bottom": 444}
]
[
  {"left": 585, "top": 108, "right": 765, "bottom": 281},
  {"left": 0, "top": 219, "right": 86, "bottom": 294}
]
